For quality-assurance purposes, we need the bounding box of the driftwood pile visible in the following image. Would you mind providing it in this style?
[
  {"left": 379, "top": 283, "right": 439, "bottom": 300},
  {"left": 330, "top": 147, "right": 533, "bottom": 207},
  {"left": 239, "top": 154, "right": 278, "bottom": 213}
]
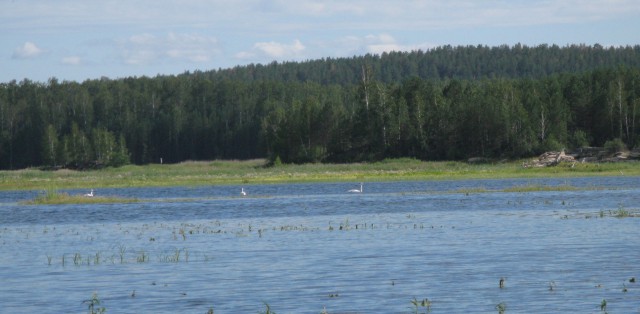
[
  {"left": 524, "top": 147, "right": 640, "bottom": 167},
  {"left": 523, "top": 151, "right": 575, "bottom": 168}
]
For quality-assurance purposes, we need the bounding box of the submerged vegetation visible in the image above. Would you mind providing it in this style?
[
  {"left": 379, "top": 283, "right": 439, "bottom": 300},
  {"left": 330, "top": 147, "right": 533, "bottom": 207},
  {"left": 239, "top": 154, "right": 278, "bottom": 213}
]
[{"left": 2, "top": 158, "right": 640, "bottom": 191}]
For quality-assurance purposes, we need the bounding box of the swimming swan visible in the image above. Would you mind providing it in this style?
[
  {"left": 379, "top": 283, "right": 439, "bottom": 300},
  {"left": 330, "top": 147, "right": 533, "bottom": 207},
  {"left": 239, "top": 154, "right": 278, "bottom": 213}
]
[
  {"left": 241, "top": 188, "right": 247, "bottom": 196},
  {"left": 84, "top": 189, "right": 94, "bottom": 197},
  {"left": 348, "top": 183, "right": 363, "bottom": 193}
]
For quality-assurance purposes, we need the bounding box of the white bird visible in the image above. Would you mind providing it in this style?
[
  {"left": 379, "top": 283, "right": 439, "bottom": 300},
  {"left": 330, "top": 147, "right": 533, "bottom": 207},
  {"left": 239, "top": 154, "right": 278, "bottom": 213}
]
[
  {"left": 348, "top": 183, "right": 363, "bottom": 193},
  {"left": 84, "top": 189, "right": 94, "bottom": 197},
  {"left": 240, "top": 187, "right": 247, "bottom": 196}
]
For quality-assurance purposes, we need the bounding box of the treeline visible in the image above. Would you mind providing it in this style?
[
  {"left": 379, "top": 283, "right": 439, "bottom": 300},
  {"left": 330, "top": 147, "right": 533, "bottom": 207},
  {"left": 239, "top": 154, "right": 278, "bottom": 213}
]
[
  {"left": 211, "top": 44, "right": 640, "bottom": 84},
  {"left": 0, "top": 44, "right": 639, "bottom": 169}
]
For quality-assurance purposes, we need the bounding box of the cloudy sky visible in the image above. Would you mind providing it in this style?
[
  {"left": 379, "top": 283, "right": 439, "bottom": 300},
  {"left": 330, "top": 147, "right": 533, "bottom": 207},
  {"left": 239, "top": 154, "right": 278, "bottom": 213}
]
[{"left": 2, "top": 0, "right": 639, "bottom": 83}]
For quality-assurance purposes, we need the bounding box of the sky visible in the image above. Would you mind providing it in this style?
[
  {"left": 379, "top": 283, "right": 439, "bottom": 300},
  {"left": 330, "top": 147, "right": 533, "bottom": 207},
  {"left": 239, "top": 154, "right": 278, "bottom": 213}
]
[{"left": 2, "top": 0, "right": 640, "bottom": 83}]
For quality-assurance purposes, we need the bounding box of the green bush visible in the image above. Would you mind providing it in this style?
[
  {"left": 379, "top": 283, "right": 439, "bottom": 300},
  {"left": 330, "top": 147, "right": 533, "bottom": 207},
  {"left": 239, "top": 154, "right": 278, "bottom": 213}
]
[{"left": 604, "top": 138, "right": 627, "bottom": 154}]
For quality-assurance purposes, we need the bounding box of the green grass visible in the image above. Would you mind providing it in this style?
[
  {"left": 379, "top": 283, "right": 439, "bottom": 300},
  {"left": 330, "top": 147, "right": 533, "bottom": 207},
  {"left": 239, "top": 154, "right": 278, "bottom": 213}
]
[
  {"left": 22, "top": 189, "right": 140, "bottom": 205},
  {"left": 501, "top": 184, "right": 581, "bottom": 193},
  {"left": 2, "top": 158, "right": 639, "bottom": 191}
]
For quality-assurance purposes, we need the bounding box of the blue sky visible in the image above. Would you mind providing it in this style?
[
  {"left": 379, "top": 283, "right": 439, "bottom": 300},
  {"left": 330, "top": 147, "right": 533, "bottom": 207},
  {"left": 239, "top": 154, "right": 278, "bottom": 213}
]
[{"left": 2, "top": 0, "right": 639, "bottom": 83}]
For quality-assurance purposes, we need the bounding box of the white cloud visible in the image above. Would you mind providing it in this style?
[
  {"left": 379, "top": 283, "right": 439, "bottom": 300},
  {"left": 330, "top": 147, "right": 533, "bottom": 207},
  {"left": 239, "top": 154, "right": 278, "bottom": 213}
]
[
  {"left": 61, "top": 56, "right": 82, "bottom": 65},
  {"left": 118, "top": 32, "right": 220, "bottom": 65},
  {"left": 251, "top": 39, "right": 306, "bottom": 59},
  {"left": 336, "top": 34, "right": 434, "bottom": 55},
  {"left": 12, "top": 42, "right": 44, "bottom": 59}
]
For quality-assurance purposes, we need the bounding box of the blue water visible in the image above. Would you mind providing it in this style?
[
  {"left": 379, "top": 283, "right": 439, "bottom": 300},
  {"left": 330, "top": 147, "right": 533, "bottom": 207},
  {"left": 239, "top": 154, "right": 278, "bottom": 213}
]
[{"left": 1, "top": 177, "right": 639, "bottom": 313}]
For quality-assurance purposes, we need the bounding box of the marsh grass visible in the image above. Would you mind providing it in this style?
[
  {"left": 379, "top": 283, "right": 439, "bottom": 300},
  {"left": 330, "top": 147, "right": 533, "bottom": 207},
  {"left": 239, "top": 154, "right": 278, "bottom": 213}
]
[
  {"left": 502, "top": 184, "right": 580, "bottom": 193},
  {"left": 3, "top": 158, "right": 640, "bottom": 191},
  {"left": 457, "top": 183, "right": 596, "bottom": 194},
  {"left": 610, "top": 206, "right": 640, "bottom": 218},
  {"left": 22, "top": 189, "right": 140, "bottom": 205}
]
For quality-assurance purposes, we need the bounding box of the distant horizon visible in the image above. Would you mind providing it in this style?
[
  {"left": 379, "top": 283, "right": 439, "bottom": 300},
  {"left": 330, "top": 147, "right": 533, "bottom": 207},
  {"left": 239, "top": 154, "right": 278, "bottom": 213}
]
[{"left": 3, "top": 0, "right": 639, "bottom": 83}]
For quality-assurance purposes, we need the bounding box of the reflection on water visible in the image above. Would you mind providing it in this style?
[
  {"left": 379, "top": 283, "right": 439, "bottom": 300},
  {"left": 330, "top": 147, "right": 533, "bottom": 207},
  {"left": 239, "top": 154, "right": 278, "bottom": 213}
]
[{"left": 1, "top": 177, "right": 639, "bottom": 313}]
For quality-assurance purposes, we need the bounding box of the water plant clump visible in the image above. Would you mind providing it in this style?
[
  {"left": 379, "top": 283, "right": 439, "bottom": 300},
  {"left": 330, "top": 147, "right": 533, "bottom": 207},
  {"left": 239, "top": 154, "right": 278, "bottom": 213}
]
[
  {"left": 410, "top": 297, "right": 432, "bottom": 313},
  {"left": 83, "top": 292, "right": 106, "bottom": 314},
  {"left": 600, "top": 299, "right": 607, "bottom": 312},
  {"left": 23, "top": 189, "right": 140, "bottom": 205}
]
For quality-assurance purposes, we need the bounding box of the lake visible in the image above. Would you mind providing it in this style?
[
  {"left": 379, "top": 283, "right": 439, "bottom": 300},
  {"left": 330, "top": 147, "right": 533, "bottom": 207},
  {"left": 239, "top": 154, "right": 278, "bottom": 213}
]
[{"left": 1, "top": 177, "right": 639, "bottom": 313}]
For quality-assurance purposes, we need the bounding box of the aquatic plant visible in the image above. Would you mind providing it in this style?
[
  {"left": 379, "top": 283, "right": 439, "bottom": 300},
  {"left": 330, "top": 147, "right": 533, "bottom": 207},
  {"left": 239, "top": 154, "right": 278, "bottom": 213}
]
[
  {"left": 260, "top": 303, "right": 276, "bottom": 314},
  {"left": 136, "top": 251, "right": 148, "bottom": 263},
  {"left": 339, "top": 218, "right": 350, "bottom": 230},
  {"left": 495, "top": 302, "right": 506, "bottom": 314},
  {"left": 600, "top": 299, "right": 607, "bottom": 312},
  {"left": 83, "top": 292, "right": 106, "bottom": 314},
  {"left": 118, "top": 245, "right": 126, "bottom": 264},
  {"left": 612, "top": 206, "right": 633, "bottom": 218},
  {"left": 158, "top": 248, "right": 183, "bottom": 263},
  {"left": 410, "top": 297, "right": 432, "bottom": 313},
  {"left": 22, "top": 188, "right": 140, "bottom": 205}
]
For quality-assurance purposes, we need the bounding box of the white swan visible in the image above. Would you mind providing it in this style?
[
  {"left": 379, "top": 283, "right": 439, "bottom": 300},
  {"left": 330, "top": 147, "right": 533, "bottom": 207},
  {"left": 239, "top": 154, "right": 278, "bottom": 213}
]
[
  {"left": 84, "top": 189, "right": 94, "bottom": 197},
  {"left": 348, "top": 183, "right": 363, "bottom": 193},
  {"left": 240, "top": 188, "right": 247, "bottom": 196}
]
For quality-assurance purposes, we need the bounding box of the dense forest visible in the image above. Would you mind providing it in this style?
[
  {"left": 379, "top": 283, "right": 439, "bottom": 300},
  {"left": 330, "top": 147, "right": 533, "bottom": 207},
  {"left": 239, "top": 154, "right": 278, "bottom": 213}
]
[{"left": 1, "top": 44, "right": 639, "bottom": 170}]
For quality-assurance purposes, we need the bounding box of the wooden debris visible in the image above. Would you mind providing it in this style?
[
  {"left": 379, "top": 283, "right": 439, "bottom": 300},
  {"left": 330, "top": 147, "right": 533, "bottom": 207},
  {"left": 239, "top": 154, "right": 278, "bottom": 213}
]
[{"left": 523, "top": 150, "right": 575, "bottom": 168}]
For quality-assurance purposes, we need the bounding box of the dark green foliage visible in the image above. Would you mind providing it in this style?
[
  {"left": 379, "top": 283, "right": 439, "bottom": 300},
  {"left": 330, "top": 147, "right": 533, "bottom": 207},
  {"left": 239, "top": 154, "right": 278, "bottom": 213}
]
[
  {"left": 1, "top": 44, "right": 640, "bottom": 169},
  {"left": 604, "top": 138, "right": 627, "bottom": 154}
]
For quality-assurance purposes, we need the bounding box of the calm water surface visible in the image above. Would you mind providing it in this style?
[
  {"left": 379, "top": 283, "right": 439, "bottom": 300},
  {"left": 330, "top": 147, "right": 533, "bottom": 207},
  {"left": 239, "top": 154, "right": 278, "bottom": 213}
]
[{"left": 1, "top": 177, "right": 639, "bottom": 313}]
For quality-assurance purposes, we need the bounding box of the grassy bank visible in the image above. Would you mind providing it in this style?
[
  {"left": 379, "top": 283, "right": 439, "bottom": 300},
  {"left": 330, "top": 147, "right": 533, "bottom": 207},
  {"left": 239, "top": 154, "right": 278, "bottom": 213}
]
[{"left": 1, "top": 158, "right": 639, "bottom": 191}]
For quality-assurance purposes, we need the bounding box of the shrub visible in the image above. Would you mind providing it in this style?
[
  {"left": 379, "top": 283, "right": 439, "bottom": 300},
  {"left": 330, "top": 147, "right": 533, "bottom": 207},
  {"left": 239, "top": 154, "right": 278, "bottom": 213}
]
[{"left": 604, "top": 138, "right": 627, "bottom": 154}]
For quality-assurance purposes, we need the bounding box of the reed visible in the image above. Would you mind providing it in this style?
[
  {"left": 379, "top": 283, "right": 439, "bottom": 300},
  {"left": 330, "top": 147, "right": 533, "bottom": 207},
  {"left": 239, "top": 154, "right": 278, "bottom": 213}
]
[
  {"left": 260, "top": 303, "right": 276, "bottom": 314},
  {"left": 136, "top": 251, "right": 148, "bottom": 263},
  {"left": 83, "top": 292, "right": 106, "bottom": 314},
  {"left": 600, "top": 299, "right": 607, "bottom": 312},
  {"left": 411, "top": 297, "right": 432, "bottom": 313}
]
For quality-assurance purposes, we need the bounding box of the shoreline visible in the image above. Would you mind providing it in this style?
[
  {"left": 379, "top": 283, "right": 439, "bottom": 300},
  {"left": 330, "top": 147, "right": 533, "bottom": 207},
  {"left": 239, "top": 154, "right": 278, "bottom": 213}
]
[{"left": 1, "top": 158, "right": 639, "bottom": 191}]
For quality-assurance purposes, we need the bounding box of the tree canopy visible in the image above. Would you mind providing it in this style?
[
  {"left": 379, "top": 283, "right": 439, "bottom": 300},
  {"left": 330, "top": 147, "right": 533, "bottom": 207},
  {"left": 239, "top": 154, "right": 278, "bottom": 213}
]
[{"left": 1, "top": 44, "right": 639, "bottom": 169}]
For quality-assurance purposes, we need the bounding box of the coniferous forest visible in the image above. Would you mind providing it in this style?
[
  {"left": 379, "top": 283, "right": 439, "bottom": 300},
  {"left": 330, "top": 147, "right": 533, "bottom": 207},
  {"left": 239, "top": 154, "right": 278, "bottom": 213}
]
[{"left": 1, "top": 44, "right": 640, "bottom": 170}]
